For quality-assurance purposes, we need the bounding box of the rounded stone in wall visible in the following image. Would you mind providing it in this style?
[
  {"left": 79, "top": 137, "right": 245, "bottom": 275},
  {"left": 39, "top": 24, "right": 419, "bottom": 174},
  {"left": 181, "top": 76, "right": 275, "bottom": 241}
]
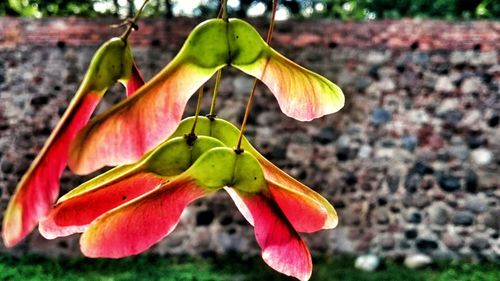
[
  {"left": 479, "top": 210, "right": 500, "bottom": 230},
  {"left": 190, "top": 228, "right": 213, "bottom": 250},
  {"left": 443, "top": 233, "right": 464, "bottom": 250},
  {"left": 465, "top": 194, "right": 489, "bottom": 214},
  {"left": 416, "top": 239, "right": 439, "bottom": 252},
  {"left": 404, "top": 229, "right": 418, "bottom": 240},
  {"left": 427, "top": 202, "right": 450, "bottom": 225},
  {"left": 379, "top": 235, "right": 396, "bottom": 250},
  {"left": 196, "top": 210, "right": 215, "bottom": 226},
  {"left": 470, "top": 237, "right": 490, "bottom": 251},
  {"left": 452, "top": 211, "right": 475, "bottom": 226},
  {"left": 437, "top": 173, "right": 461, "bottom": 192},
  {"left": 373, "top": 208, "right": 390, "bottom": 225},
  {"left": 405, "top": 209, "right": 423, "bottom": 224}
]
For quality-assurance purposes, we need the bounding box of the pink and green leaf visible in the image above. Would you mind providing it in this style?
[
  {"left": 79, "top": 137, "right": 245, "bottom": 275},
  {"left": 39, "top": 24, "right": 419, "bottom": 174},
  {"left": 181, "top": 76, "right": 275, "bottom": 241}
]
[
  {"left": 2, "top": 92, "right": 101, "bottom": 247},
  {"left": 267, "top": 180, "right": 329, "bottom": 233},
  {"left": 41, "top": 136, "right": 225, "bottom": 239},
  {"left": 257, "top": 157, "right": 338, "bottom": 230},
  {"left": 39, "top": 171, "right": 164, "bottom": 239},
  {"left": 194, "top": 147, "right": 314, "bottom": 280},
  {"left": 68, "top": 19, "right": 230, "bottom": 174},
  {"left": 125, "top": 62, "right": 145, "bottom": 97},
  {"left": 80, "top": 176, "right": 209, "bottom": 258},
  {"left": 234, "top": 47, "right": 344, "bottom": 121},
  {"left": 225, "top": 188, "right": 312, "bottom": 281},
  {"left": 1, "top": 38, "right": 143, "bottom": 247},
  {"left": 68, "top": 62, "right": 221, "bottom": 175},
  {"left": 79, "top": 146, "right": 265, "bottom": 258},
  {"left": 228, "top": 18, "right": 344, "bottom": 121}
]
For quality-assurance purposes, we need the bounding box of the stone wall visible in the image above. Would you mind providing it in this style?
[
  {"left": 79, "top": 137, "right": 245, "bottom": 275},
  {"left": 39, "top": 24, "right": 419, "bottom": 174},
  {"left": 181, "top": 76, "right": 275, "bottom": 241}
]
[{"left": 0, "top": 18, "right": 498, "bottom": 261}]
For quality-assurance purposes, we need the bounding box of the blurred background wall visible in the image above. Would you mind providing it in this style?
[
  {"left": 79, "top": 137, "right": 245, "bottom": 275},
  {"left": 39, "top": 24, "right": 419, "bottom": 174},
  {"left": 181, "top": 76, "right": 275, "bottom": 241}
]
[{"left": 0, "top": 0, "right": 499, "bottom": 263}]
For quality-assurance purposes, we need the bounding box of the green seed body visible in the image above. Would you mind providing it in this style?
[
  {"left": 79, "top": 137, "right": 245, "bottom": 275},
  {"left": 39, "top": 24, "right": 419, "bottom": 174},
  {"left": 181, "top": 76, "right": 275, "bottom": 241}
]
[
  {"left": 85, "top": 38, "right": 134, "bottom": 92},
  {"left": 146, "top": 136, "right": 225, "bottom": 177},
  {"left": 188, "top": 148, "right": 266, "bottom": 193},
  {"left": 175, "top": 18, "right": 267, "bottom": 70}
]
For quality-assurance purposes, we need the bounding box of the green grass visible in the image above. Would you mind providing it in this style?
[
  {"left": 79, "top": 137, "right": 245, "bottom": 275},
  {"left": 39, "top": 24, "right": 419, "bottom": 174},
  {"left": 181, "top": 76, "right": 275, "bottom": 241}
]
[{"left": 0, "top": 253, "right": 498, "bottom": 281}]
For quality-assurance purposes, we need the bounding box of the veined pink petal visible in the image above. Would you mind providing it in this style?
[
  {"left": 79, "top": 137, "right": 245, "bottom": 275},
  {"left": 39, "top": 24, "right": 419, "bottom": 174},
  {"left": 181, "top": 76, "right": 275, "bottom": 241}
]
[
  {"left": 2, "top": 92, "right": 101, "bottom": 247},
  {"left": 258, "top": 157, "right": 338, "bottom": 230},
  {"left": 80, "top": 176, "right": 209, "bottom": 258},
  {"left": 235, "top": 48, "right": 344, "bottom": 121},
  {"left": 267, "top": 181, "right": 327, "bottom": 233},
  {"left": 225, "top": 188, "right": 312, "bottom": 281},
  {"left": 39, "top": 171, "right": 164, "bottom": 239},
  {"left": 125, "top": 62, "right": 145, "bottom": 97},
  {"left": 69, "top": 62, "right": 221, "bottom": 175}
]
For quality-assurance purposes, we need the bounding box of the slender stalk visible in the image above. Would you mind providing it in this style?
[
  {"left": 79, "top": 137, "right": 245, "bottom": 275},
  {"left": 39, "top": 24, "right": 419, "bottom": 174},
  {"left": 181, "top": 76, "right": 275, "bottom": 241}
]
[
  {"left": 217, "top": 1, "right": 224, "bottom": 18},
  {"left": 208, "top": 1, "right": 226, "bottom": 118},
  {"left": 120, "top": 0, "right": 150, "bottom": 41},
  {"left": 235, "top": 0, "right": 278, "bottom": 152},
  {"left": 266, "top": 0, "right": 278, "bottom": 44},
  {"left": 221, "top": 0, "right": 228, "bottom": 21},
  {"left": 235, "top": 79, "right": 258, "bottom": 153},
  {"left": 208, "top": 70, "right": 222, "bottom": 118},
  {"left": 191, "top": 87, "right": 204, "bottom": 135},
  {"left": 185, "top": 86, "right": 204, "bottom": 145}
]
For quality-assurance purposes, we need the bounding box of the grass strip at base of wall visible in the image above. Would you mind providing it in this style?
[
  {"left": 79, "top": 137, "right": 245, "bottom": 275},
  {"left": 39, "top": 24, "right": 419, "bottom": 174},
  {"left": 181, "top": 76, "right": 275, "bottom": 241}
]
[{"left": 0, "top": 253, "right": 498, "bottom": 281}]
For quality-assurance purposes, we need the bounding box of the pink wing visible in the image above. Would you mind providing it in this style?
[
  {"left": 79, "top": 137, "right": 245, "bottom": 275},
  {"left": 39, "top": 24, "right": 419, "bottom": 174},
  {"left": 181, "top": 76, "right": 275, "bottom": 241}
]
[
  {"left": 2, "top": 93, "right": 101, "bottom": 247},
  {"left": 226, "top": 188, "right": 312, "bottom": 281},
  {"left": 80, "top": 177, "right": 209, "bottom": 258},
  {"left": 235, "top": 48, "right": 344, "bottom": 121},
  {"left": 267, "top": 181, "right": 328, "bottom": 233},
  {"left": 125, "top": 62, "right": 145, "bottom": 97},
  {"left": 68, "top": 63, "right": 220, "bottom": 175},
  {"left": 39, "top": 171, "right": 164, "bottom": 239}
]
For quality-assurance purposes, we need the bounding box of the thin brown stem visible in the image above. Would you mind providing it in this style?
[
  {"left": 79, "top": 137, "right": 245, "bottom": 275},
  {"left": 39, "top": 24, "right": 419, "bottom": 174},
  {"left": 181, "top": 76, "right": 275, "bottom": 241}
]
[
  {"left": 185, "top": 86, "right": 204, "bottom": 145},
  {"left": 235, "top": 79, "right": 258, "bottom": 153},
  {"left": 208, "top": 70, "right": 222, "bottom": 118},
  {"left": 217, "top": 1, "right": 224, "bottom": 18},
  {"left": 266, "top": 0, "right": 278, "bottom": 44},
  {"left": 191, "top": 87, "right": 204, "bottom": 134},
  {"left": 221, "top": 0, "right": 228, "bottom": 21},
  {"left": 120, "top": 0, "right": 150, "bottom": 41},
  {"left": 235, "top": 0, "right": 278, "bottom": 152}
]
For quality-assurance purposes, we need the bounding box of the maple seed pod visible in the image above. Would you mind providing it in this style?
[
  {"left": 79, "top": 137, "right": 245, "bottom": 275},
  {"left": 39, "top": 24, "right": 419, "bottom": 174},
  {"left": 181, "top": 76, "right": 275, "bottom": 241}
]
[
  {"left": 69, "top": 18, "right": 344, "bottom": 175},
  {"left": 231, "top": 151, "right": 267, "bottom": 194},
  {"left": 188, "top": 147, "right": 266, "bottom": 193},
  {"left": 146, "top": 136, "right": 225, "bottom": 176},
  {"left": 86, "top": 38, "right": 135, "bottom": 92},
  {"left": 171, "top": 116, "right": 338, "bottom": 230},
  {"left": 39, "top": 136, "right": 225, "bottom": 239},
  {"left": 2, "top": 36, "right": 143, "bottom": 248}
]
